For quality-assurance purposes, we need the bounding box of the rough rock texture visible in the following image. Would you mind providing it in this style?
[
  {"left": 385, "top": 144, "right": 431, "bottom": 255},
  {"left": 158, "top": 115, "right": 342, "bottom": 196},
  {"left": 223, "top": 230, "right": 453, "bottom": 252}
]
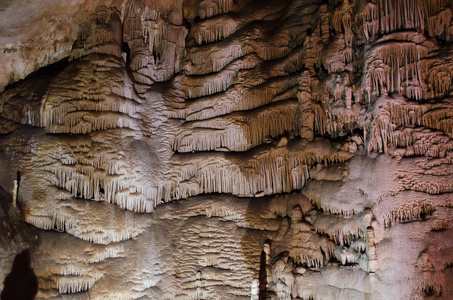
[{"left": 0, "top": 0, "right": 453, "bottom": 299}]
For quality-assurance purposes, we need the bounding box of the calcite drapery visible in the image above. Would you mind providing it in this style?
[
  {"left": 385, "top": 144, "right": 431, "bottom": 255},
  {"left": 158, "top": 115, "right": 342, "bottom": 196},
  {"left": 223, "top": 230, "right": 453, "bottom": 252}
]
[{"left": 0, "top": 0, "right": 453, "bottom": 298}]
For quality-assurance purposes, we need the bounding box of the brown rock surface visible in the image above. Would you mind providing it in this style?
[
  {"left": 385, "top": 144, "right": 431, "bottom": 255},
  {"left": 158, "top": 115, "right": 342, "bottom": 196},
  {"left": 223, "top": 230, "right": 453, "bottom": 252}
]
[{"left": 0, "top": 0, "right": 452, "bottom": 298}]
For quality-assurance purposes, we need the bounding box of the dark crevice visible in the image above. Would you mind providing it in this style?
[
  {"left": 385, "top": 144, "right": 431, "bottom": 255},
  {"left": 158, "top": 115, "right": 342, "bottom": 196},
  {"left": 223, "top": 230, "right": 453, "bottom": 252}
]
[
  {"left": 1, "top": 249, "right": 38, "bottom": 300},
  {"left": 258, "top": 249, "right": 267, "bottom": 300},
  {"left": 1, "top": 57, "right": 69, "bottom": 97},
  {"left": 122, "top": 42, "right": 131, "bottom": 63}
]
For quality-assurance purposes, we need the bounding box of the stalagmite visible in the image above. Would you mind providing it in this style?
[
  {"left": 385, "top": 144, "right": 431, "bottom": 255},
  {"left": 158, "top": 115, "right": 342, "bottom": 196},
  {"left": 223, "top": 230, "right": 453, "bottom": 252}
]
[{"left": 12, "top": 179, "right": 18, "bottom": 208}]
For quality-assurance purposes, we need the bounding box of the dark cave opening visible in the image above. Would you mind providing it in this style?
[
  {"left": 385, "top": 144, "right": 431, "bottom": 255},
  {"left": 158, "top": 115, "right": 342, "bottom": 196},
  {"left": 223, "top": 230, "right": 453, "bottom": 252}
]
[
  {"left": 258, "top": 249, "right": 267, "bottom": 300},
  {"left": 1, "top": 249, "right": 38, "bottom": 300},
  {"left": 122, "top": 42, "right": 131, "bottom": 63}
]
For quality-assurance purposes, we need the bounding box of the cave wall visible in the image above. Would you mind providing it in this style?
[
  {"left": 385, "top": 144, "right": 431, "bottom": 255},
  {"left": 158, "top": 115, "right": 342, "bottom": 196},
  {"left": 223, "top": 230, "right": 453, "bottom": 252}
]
[{"left": 0, "top": 0, "right": 453, "bottom": 299}]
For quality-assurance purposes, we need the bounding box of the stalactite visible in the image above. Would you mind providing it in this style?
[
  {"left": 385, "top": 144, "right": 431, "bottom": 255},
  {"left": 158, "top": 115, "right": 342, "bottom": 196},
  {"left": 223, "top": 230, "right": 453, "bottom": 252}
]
[
  {"left": 363, "top": 41, "right": 428, "bottom": 101},
  {"left": 179, "top": 63, "right": 239, "bottom": 99},
  {"left": 88, "top": 246, "right": 124, "bottom": 263},
  {"left": 69, "top": 7, "right": 123, "bottom": 60},
  {"left": 319, "top": 4, "right": 330, "bottom": 44},
  {"left": 383, "top": 200, "right": 434, "bottom": 227},
  {"left": 1, "top": 0, "right": 452, "bottom": 298},
  {"left": 314, "top": 109, "right": 358, "bottom": 138},
  {"left": 183, "top": 74, "right": 299, "bottom": 121},
  {"left": 312, "top": 210, "right": 371, "bottom": 246},
  {"left": 26, "top": 205, "right": 151, "bottom": 244},
  {"left": 122, "top": 5, "right": 187, "bottom": 83},
  {"left": 166, "top": 139, "right": 352, "bottom": 202},
  {"left": 333, "top": 0, "right": 355, "bottom": 56},
  {"left": 359, "top": 0, "right": 427, "bottom": 41},
  {"left": 192, "top": 16, "right": 238, "bottom": 45},
  {"left": 46, "top": 112, "right": 139, "bottom": 134},
  {"left": 188, "top": 43, "right": 244, "bottom": 75},
  {"left": 420, "top": 282, "right": 443, "bottom": 296},
  {"left": 173, "top": 101, "right": 300, "bottom": 152},
  {"left": 334, "top": 245, "right": 361, "bottom": 265},
  {"left": 198, "top": 0, "right": 234, "bottom": 19},
  {"left": 43, "top": 149, "right": 165, "bottom": 213},
  {"left": 427, "top": 8, "right": 452, "bottom": 39},
  {"left": 297, "top": 70, "right": 315, "bottom": 140},
  {"left": 426, "top": 61, "right": 453, "bottom": 98},
  {"left": 366, "top": 96, "right": 453, "bottom": 155},
  {"left": 57, "top": 276, "right": 97, "bottom": 294}
]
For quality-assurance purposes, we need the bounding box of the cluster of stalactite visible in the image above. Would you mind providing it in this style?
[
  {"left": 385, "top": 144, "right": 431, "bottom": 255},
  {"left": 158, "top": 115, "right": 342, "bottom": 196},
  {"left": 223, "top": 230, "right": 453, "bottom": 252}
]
[{"left": 0, "top": 0, "right": 452, "bottom": 298}]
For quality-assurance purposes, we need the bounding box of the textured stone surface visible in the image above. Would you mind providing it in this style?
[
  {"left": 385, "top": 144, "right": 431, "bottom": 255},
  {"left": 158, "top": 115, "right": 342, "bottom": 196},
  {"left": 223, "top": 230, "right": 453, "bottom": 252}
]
[{"left": 0, "top": 0, "right": 453, "bottom": 299}]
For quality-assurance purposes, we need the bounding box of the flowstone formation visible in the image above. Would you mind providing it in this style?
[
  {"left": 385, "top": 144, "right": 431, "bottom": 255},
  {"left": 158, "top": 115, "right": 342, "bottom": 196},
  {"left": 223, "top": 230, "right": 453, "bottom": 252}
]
[{"left": 0, "top": 0, "right": 453, "bottom": 298}]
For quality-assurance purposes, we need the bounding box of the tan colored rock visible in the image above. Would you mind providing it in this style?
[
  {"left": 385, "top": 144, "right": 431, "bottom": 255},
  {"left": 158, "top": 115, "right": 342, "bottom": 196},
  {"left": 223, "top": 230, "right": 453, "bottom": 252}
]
[{"left": 0, "top": 0, "right": 452, "bottom": 299}]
